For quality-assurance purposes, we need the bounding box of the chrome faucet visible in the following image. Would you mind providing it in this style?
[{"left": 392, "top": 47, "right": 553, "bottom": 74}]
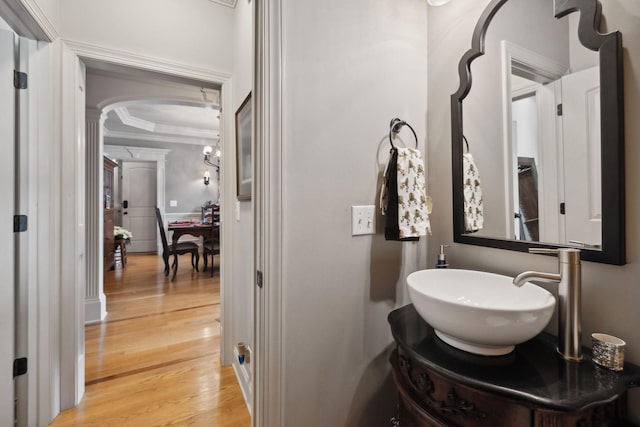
[{"left": 513, "top": 248, "right": 582, "bottom": 362}]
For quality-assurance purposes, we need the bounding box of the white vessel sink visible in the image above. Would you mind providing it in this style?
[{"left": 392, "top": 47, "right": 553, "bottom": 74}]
[{"left": 407, "top": 269, "right": 556, "bottom": 356}]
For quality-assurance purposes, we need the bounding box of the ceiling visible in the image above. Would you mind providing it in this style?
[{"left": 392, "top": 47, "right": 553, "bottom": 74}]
[
  {"left": 85, "top": 60, "right": 221, "bottom": 147},
  {"left": 104, "top": 102, "right": 220, "bottom": 146}
]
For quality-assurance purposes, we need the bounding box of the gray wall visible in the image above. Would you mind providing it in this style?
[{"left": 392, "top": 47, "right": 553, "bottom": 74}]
[
  {"left": 427, "top": 0, "right": 640, "bottom": 422},
  {"left": 280, "top": 0, "right": 428, "bottom": 425},
  {"left": 106, "top": 139, "right": 219, "bottom": 213},
  {"left": 230, "top": 0, "right": 253, "bottom": 403},
  {"left": 61, "top": 0, "right": 234, "bottom": 75}
]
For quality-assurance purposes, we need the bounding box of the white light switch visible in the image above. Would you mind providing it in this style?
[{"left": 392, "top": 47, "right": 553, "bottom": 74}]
[
  {"left": 169, "top": 200, "right": 178, "bottom": 207},
  {"left": 352, "top": 205, "right": 375, "bottom": 236}
]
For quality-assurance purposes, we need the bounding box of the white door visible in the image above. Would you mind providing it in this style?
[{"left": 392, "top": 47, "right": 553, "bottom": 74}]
[
  {"left": 561, "top": 66, "right": 601, "bottom": 247},
  {"left": 122, "top": 161, "right": 158, "bottom": 252},
  {"left": 0, "top": 28, "right": 16, "bottom": 427}
]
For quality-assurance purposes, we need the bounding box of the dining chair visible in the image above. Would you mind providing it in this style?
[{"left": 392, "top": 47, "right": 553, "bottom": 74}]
[
  {"left": 203, "top": 225, "right": 220, "bottom": 277},
  {"left": 155, "top": 207, "right": 200, "bottom": 277}
]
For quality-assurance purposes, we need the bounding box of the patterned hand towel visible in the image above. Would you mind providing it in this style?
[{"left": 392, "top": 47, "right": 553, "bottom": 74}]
[
  {"left": 396, "top": 148, "right": 431, "bottom": 238},
  {"left": 381, "top": 147, "right": 431, "bottom": 240},
  {"left": 463, "top": 152, "right": 484, "bottom": 232}
]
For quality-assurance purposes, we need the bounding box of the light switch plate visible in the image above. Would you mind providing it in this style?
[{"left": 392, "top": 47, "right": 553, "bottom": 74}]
[
  {"left": 352, "top": 205, "right": 375, "bottom": 235},
  {"left": 169, "top": 200, "right": 178, "bottom": 207}
]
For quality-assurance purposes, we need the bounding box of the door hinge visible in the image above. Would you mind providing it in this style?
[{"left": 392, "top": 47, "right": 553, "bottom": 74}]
[
  {"left": 14, "top": 215, "right": 27, "bottom": 232},
  {"left": 13, "top": 358, "right": 27, "bottom": 378},
  {"left": 257, "top": 270, "right": 263, "bottom": 288},
  {"left": 14, "top": 71, "right": 27, "bottom": 89},
  {"left": 556, "top": 104, "right": 563, "bottom": 116},
  {"left": 560, "top": 202, "right": 566, "bottom": 215}
]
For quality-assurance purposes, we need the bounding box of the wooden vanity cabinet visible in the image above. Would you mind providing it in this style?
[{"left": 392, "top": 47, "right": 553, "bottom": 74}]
[
  {"left": 389, "top": 305, "right": 640, "bottom": 427},
  {"left": 391, "top": 347, "right": 623, "bottom": 427},
  {"left": 103, "top": 156, "right": 118, "bottom": 271}
]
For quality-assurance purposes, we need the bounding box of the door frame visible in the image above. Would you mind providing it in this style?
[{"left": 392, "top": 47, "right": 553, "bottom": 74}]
[
  {"left": 254, "top": 1, "right": 284, "bottom": 425},
  {"left": 500, "top": 41, "right": 566, "bottom": 242},
  {"left": 0, "top": 27, "right": 16, "bottom": 427},
  {"left": 0, "top": 3, "right": 238, "bottom": 421},
  {"left": 59, "top": 40, "right": 236, "bottom": 406},
  {"left": 103, "top": 145, "right": 170, "bottom": 255}
]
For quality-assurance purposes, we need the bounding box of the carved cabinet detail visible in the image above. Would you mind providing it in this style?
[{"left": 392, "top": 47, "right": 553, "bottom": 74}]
[{"left": 389, "top": 305, "right": 640, "bottom": 427}]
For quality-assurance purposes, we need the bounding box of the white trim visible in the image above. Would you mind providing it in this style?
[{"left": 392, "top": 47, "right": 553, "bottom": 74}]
[
  {"left": 113, "top": 106, "right": 219, "bottom": 139},
  {"left": 37, "top": 38, "right": 61, "bottom": 425},
  {"left": 59, "top": 39, "right": 236, "bottom": 413},
  {"left": 15, "top": 33, "right": 31, "bottom": 427},
  {"left": 15, "top": 0, "right": 58, "bottom": 39},
  {"left": 104, "top": 129, "right": 219, "bottom": 146},
  {"left": 85, "top": 109, "right": 107, "bottom": 325},
  {"left": 254, "top": 0, "right": 283, "bottom": 425},
  {"left": 219, "top": 81, "right": 235, "bottom": 366},
  {"left": 0, "top": 0, "right": 53, "bottom": 41},
  {"left": 210, "top": 0, "right": 238, "bottom": 8},
  {"left": 0, "top": 27, "right": 16, "bottom": 427},
  {"left": 104, "top": 98, "right": 221, "bottom": 146},
  {"left": 500, "top": 40, "right": 565, "bottom": 240},
  {"left": 113, "top": 107, "right": 156, "bottom": 132},
  {"left": 62, "top": 39, "right": 232, "bottom": 83},
  {"left": 84, "top": 299, "right": 106, "bottom": 326},
  {"left": 59, "top": 43, "right": 86, "bottom": 409},
  {"left": 27, "top": 37, "right": 57, "bottom": 427},
  {"left": 233, "top": 346, "right": 253, "bottom": 415},
  {"left": 104, "top": 144, "right": 171, "bottom": 162},
  {"left": 103, "top": 144, "right": 170, "bottom": 254}
]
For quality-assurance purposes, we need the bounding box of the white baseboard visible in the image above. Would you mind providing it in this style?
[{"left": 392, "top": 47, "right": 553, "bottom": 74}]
[
  {"left": 84, "top": 294, "right": 107, "bottom": 325},
  {"left": 233, "top": 346, "right": 252, "bottom": 416}
]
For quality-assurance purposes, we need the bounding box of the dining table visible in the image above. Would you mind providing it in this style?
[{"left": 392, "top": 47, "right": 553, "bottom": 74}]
[{"left": 167, "top": 220, "right": 219, "bottom": 280}]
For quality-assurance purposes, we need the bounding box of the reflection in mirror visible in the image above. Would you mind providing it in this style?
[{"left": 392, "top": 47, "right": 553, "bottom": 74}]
[
  {"left": 510, "top": 60, "right": 602, "bottom": 248},
  {"left": 451, "top": 0, "right": 625, "bottom": 264}
]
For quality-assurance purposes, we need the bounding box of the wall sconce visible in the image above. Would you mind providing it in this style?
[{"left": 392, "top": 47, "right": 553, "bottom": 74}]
[
  {"left": 203, "top": 145, "right": 221, "bottom": 166},
  {"left": 203, "top": 145, "right": 220, "bottom": 185}
]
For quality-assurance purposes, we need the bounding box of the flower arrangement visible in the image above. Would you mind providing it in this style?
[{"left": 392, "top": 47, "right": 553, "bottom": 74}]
[{"left": 114, "top": 226, "right": 133, "bottom": 243}]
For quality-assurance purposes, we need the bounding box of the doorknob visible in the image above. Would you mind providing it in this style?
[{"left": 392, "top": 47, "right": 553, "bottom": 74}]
[
  {"left": 123, "top": 200, "right": 129, "bottom": 208},
  {"left": 123, "top": 212, "right": 128, "bottom": 215}
]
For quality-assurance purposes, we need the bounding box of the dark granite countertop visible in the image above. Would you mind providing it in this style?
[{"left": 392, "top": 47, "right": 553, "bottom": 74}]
[{"left": 389, "top": 304, "right": 640, "bottom": 412}]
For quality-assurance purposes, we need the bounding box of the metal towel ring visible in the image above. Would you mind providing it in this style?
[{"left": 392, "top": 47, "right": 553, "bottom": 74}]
[
  {"left": 462, "top": 135, "right": 470, "bottom": 153},
  {"left": 389, "top": 118, "right": 418, "bottom": 149}
]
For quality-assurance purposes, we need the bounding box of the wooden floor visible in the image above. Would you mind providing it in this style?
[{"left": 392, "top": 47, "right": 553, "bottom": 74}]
[{"left": 49, "top": 253, "right": 251, "bottom": 427}]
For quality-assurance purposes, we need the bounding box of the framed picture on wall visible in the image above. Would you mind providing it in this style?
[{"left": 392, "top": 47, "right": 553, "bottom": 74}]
[{"left": 235, "top": 92, "right": 252, "bottom": 200}]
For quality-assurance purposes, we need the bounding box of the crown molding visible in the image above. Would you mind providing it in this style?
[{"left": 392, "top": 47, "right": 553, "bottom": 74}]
[
  {"left": 111, "top": 106, "right": 219, "bottom": 140},
  {"left": 63, "top": 39, "right": 232, "bottom": 84},
  {"left": 0, "top": 0, "right": 56, "bottom": 41},
  {"left": 209, "top": 0, "right": 238, "bottom": 8},
  {"left": 114, "top": 107, "right": 156, "bottom": 132},
  {"left": 104, "top": 130, "right": 218, "bottom": 146},
  {"left": 103, "top": 144, "right": 171, "bottom": 162},
  {"left": 19, "top": 0, "right": 58, "bottom": 39},
  {"left": 154, "top": 122, "right": 219, "bottom": 139}
]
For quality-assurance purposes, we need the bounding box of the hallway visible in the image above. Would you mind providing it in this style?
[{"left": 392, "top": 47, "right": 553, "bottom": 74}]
[{"left": 49, "top": 253, "right": 250, "bottom": 427}]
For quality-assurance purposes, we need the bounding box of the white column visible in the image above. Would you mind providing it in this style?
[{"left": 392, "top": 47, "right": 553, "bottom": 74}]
[{"left": 85, "top": 108, "right": 107, "bottom": 323}]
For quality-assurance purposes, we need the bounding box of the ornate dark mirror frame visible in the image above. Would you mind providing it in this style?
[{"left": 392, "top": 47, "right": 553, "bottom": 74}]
[{"left": 451, "top": 0, "right": 625, "bottom": 264}]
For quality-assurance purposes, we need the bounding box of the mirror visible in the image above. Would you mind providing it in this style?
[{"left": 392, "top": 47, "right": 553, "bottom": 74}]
[{"left": 451, "top": 0, "right": 625, "bottom": 264}]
